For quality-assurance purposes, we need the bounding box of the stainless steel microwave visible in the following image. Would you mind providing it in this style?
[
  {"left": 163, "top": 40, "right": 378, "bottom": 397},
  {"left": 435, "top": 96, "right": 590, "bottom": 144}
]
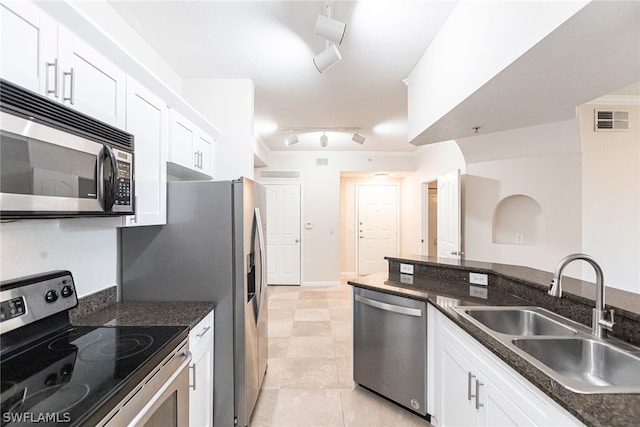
[{"left": 0, "top": 79, "right": 134, "bottom": 219}]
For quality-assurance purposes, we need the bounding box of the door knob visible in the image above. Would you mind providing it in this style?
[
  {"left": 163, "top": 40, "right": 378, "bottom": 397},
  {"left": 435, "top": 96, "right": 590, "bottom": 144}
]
[{"left": 295, "top": 239, "right": 300, "bottom": 243}]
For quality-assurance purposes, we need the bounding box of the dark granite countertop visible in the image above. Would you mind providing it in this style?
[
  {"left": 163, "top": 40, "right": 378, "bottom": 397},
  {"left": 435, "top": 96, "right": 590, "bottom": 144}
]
[
  {"left": 349, "top": 271, "right": 640, "bottom": 427},
  {"left": 72, "top": 301, "right": 215, "bottom": 330},
  {"left": 388, "top": 254, "right": 640, "bottom": 317}
]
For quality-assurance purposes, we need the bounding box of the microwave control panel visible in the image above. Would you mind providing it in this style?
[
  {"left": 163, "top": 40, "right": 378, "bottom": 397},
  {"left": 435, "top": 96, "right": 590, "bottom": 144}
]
[{"left": 115, "top": 160, "right": 132, "bottom": 206}]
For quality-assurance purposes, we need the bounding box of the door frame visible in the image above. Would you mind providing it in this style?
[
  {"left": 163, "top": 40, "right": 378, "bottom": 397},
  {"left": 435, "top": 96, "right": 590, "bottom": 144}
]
[
  {"left": 355, "top": 182, "right": 400, "bottom": 276},
  {"left": 263, "top": 181, "right": 303, "bottom": 285}
]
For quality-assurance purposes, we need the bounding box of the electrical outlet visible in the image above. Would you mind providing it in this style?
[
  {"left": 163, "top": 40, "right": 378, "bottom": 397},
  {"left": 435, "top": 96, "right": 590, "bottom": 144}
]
[
  {"left": 400, "top": 263, "right": 414, "bottom": 275},
  {"left": 469, "top": 272, "right": 488, "bottom": 286},
  {"left": 400, "top": 274, "right": 414, "bottom": 285},
  {"left": 305, "top": 259, "right": 311, "bottom": 267},
  {"left": 515, "top": 233, "right": 524, "bottom": 244}
]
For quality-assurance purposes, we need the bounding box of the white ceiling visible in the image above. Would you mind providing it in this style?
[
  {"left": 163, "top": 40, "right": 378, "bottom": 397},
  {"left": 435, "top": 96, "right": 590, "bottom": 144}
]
[{"left": 106, "top": 0, "right": 458, "bottom": 152}]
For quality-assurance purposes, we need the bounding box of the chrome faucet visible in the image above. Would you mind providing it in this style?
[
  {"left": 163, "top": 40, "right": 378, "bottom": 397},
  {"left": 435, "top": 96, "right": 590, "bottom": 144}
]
[{"left": 549, "top": 253, "right": 615, "bottom": 338}]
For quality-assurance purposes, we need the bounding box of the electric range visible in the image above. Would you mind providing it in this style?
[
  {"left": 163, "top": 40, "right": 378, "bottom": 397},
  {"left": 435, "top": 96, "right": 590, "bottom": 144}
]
[{"left": 0, "top": 271, "right": 189, "bottom": 426}]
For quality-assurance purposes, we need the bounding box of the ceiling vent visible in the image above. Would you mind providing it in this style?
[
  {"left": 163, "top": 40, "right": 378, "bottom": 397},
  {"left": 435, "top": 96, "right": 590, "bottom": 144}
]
[
  {"left": 316, "top": 158, "right": 329, "bottom": 166},
  {"left": 259, "top": 171, "right": 300, "bottom": 179},
  {"left": 595, "top": 109, "right": 630, "bottom": 132}
]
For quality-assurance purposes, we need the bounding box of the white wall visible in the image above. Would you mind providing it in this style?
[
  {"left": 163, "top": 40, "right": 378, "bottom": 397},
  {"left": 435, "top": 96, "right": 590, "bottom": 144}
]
[
  {"left": 407, "top": 0, "right": 588, "bottom": 141},
  {"left": 580, "top": 103, "right": 640, "bottom": 293},
  {"left": 0, "top": 218, "right": 120, "bottom": 297},
  {"left": 258, "top": 151, "right": 416, "bottom": 285},
  {"left": 69, "top": 0, "right": 182, "bottom": 93},
  {"left": 182, "top": 79, "right": 255, "bottom": 180}
]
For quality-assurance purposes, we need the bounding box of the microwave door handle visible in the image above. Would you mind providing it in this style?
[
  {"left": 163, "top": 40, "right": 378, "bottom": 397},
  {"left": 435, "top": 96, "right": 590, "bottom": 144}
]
[{"left": 99, "top": 145, "right": 118, "bottom": 211}]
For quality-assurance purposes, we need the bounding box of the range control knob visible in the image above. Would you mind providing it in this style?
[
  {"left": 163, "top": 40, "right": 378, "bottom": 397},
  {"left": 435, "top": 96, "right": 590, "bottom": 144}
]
[
  {"left": 61, "top": 285, "right": 74, "bottom": 298},
  {"left": 45, "top": 290, "right": 59, "bottom": 303}
]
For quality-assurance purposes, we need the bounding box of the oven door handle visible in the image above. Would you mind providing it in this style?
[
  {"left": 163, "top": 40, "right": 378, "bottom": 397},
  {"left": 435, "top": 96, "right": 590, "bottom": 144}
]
[{"left": 127, "top": 350, "right": 192, "bottom": 426}]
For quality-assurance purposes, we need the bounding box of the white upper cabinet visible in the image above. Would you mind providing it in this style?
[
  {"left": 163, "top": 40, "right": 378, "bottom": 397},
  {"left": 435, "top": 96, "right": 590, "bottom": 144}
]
[
  {"left": 122, "top": 77, "right": 168, "bottom": 227},
  {"left": 57, "top": 26, "right": 126, "bottom": 128},
  {"left": 168, "top": 108, "right": 214, "bottom": 179},
  {"left": 0, "top": 1, "right": 56, "bottom": 93},
  {"left": 195, "top": 132, "right": 214, "bottom": 177},
  {"left": 0, "top": 1, "right": 125, "bottom": 128}
]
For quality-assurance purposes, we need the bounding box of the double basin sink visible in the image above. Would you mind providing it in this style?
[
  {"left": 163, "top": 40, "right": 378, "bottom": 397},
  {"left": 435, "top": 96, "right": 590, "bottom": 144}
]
[{"left": 453, "top": 306, "right": 640, "bottom": 393}]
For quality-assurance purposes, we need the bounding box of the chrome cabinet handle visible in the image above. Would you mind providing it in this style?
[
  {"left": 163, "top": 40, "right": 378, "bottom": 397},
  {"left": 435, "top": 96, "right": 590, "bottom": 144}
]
[
  {"left": 46, "top": 58, "right": 59, "bottom": 98},
  {"left": 196, "top": 325, "right": 211, "bottom": 338},
  {"left": 189, "top": 363, "right": 196, "bottom": 390},
  {"left": 467, "top": 372, "right": 476, "bottom": 400},
  {"left": 63, "top": 68, "right": 75, "bottom": 104},
  {"left": 355, "top": 294, "right": 422, "bottom": 317},
  {"left": 475, "top": 379, "right": 484, "bottom": 409}
]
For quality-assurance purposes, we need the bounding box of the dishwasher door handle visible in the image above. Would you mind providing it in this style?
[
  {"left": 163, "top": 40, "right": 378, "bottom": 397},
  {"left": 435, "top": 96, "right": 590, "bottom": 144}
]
[{"left": 355, "top": 294, "right": 423, "bottom": 317}]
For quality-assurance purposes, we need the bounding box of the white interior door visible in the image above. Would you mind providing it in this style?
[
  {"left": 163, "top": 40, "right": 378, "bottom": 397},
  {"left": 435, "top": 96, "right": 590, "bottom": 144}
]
[
  {"left": 357, "top": 184, "right": 399, "bottom": 275},
  {"left": 437, "top": 170, "right": 462, "bottom": 259},
  {"left": 266, "top": 184, "right": 301, "bottom": 285}
]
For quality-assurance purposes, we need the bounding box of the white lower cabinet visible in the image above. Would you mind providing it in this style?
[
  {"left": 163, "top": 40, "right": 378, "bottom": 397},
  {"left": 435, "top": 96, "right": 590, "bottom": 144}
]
[
  {"left": 432, "top": 308, "right": 581, "bottom": 427},
  {"left": 189, "top": 311, "right": 214, "bottom": 427}
]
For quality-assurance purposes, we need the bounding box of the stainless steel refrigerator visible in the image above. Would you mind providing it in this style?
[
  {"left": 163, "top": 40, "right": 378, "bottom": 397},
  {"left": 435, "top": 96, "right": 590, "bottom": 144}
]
[{"left": 119, "top": 178, "right": 268, "bottom": 427}]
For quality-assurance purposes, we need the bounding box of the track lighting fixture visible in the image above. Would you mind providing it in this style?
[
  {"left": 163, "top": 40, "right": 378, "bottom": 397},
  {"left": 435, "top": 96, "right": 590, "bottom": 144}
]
[
  {"left": 312, "top": 1, "right": 345, "bottom": 73},
  {"left": 280, "top": 127, "right": 365, "bottom": 148},
  {"left": 320, "top": 131, "right": 328, "bottom": 148},
  {"left": 284, "top": 129, "right": 299, "bottom": 146},
  {"left": 352, "top": 132, "right": 365, "bottom": 145}
]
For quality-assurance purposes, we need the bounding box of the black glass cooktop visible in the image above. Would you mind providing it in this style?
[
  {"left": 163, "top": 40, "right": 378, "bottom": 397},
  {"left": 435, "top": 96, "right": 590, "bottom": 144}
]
[{"left": 0, "top": 325, "right": 187, "bottom": 426}]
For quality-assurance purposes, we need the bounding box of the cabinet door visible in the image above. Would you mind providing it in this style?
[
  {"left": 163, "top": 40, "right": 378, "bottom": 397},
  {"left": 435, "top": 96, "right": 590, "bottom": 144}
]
[
  {"left": 168, "top": 109, "right": 196, "bottom": 170},
  {"left": 58, "top": 26, "right": 125, "bottom": 127},
  {"left": 195, "top": 132, "right": 214, "bottom": 177},
  {"left": 189, "top": 311, "right": 214, "bottom": 427},
  {"left": 122, "top": 77, "right": 168, "bottom": 227},
  {"left": 0, "top": 1, "right": 56, "bottom": 94},
  {"left": 481, "top": 381, "right": 537, "bottom": 427},
  {"left": 437, "top": 333, "right": 480, "bottom": 426}
]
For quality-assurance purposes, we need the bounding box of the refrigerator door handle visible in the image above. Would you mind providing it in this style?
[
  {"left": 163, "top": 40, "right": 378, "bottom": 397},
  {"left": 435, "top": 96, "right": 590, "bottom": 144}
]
[{"left": 254, "top": 208, "right": 267, "bottom": 317}]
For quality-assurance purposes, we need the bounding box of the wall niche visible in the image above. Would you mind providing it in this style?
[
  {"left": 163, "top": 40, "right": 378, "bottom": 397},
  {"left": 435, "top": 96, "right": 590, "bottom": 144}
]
[{"left": 492, "top": 194, "right": 544, "bottom": 245}]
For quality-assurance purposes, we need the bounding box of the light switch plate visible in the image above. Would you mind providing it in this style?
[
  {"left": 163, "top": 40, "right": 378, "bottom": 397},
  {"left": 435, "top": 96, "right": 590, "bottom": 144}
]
[
  {"left": 400, "top": 263, "right": 414, "bottom": 275},
  {"left": 469, "top": 272, "right": 488, "bottom": 286}
]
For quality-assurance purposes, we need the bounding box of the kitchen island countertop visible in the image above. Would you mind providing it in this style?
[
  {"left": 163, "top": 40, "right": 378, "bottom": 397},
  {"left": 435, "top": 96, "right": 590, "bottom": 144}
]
[{"left": 349, "top": 270, "right": 640, "bottom": 427}]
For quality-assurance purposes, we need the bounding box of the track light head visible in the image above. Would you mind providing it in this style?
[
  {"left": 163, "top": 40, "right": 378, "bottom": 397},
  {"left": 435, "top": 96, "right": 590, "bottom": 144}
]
[
  {"left": 314, "top": 14, "right": 346, "bottom": 45},
  {"left": 352, "top": 132, "right": 365, "bottom": 144},
  {"left": 320, "top": 132, "right": 328, "bottom": 147},
  {"left": 285, "top": 134, "right": 298, "bottom": 146},
  {"left": 313, "top": 44, "right": 342, "bottom": 73},
  {"left": 284, "top": 130, "right": 299, "bottom": 146}
]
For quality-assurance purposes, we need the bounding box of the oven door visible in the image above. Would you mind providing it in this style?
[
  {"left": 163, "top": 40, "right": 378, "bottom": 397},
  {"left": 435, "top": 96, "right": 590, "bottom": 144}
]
[
  {"left": 0, "top": 111, "right": 132, "bottom": 218},
  {"left": 98, "top": 341, "right": 192, "bottom": 427}
]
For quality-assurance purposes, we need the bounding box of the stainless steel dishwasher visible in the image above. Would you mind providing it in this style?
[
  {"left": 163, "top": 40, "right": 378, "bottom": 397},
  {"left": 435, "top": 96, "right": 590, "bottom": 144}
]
[{"left": 353, "top": 287, "right": 428, "bottom": 416}]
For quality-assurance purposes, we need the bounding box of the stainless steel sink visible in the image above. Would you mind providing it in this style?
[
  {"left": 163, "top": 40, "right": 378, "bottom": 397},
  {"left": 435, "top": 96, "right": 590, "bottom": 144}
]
[
  {"left": 455, "top": 306, "right": 578, "bottom": 336},
  {"left": 453, "top": 305, "right": 640, "bottom": 393},
  {"left": 512, "top": 337, "right": 640, "bottom": 393}
]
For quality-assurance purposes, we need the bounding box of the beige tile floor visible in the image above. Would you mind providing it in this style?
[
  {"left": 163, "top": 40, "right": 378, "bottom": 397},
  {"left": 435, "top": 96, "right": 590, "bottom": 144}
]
[{"left": 250, "top": 281, "right": 434, "bottom": 427}]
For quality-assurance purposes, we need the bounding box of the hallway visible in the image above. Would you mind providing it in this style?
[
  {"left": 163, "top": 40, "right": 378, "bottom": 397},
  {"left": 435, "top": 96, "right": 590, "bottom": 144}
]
[{"left": 250, "top": 281, "right": 433, "bottom": 426}]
